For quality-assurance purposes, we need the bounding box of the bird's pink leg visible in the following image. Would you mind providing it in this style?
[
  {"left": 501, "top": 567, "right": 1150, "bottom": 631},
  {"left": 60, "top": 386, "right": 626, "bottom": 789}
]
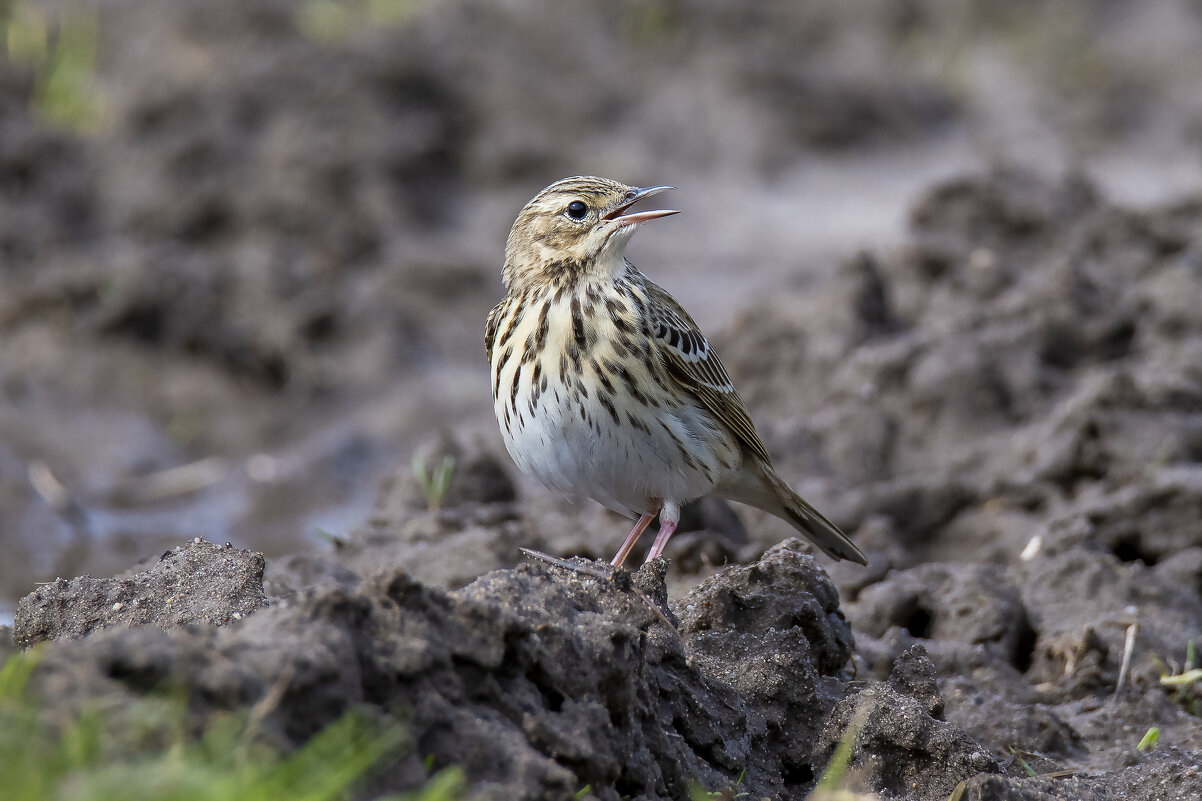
[
  {"left": 645, "top": 501, "right": 681, "bottom": 562},
  {"left": 645, "top": 521, "right": 677, "bottom": 562},
  {"left": 611, "top": 509, "right": 658, "bottom": 567}
]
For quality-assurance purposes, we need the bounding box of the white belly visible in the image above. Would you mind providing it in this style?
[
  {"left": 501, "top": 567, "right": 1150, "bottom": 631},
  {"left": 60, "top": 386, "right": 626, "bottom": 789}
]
[{"left": 498, "top": 379, "right": 732, "bottom": 516}]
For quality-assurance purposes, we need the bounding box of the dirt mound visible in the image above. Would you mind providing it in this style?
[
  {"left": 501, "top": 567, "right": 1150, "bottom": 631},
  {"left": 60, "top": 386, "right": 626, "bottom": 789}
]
[
  {"left": 14, "top": 539, "right": 994, "bottom": 800},
  {"left": 713, "top": 167, "right": 1202, "bottom": 794},
  {"left": 14, "top": 539, "right": 265, "bottom": 648}
]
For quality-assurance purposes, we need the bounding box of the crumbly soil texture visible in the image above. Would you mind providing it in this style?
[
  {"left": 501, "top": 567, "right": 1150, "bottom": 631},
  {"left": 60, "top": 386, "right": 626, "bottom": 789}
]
[{"left": 5, "top": 2, "right": 1202, "bottom": 800}]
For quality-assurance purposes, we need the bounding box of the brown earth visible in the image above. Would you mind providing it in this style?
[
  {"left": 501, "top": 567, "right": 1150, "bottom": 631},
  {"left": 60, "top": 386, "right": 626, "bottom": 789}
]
[{"left": 4, "top": 1, "right": 1202, "bottom": 799}]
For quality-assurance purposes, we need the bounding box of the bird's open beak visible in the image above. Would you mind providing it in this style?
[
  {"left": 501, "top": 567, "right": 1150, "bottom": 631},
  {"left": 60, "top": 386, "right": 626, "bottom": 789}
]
[{"left": 602, "top": 185, "right": 680, "bottom": 226}]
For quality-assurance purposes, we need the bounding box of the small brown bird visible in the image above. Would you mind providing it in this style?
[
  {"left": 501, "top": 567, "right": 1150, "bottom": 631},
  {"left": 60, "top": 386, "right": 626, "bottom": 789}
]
[{"left": 486, "top": 176, "right": 866, "bottom": 567}]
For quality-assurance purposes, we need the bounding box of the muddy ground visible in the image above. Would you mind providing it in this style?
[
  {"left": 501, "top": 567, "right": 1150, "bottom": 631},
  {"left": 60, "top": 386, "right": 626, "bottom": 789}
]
[{"left": 4, "top": 1, "right": 1202, "bottom": 799}]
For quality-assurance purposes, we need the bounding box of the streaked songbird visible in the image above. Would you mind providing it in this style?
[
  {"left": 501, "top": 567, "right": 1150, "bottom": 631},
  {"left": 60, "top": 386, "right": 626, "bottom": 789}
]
[{"left": 486, "top": 176, "right": 867, "bottom": 568}]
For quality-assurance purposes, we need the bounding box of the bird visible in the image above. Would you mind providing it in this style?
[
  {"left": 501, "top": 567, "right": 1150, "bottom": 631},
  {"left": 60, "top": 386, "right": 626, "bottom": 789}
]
[{"left": 486, "top": 176, "right": 867, "bottom": 568}]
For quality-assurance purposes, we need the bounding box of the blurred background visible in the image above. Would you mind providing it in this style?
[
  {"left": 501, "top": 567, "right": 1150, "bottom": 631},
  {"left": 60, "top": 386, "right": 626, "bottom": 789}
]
[{"left": 4, "top": 0, "right": 1202, "bottom": 622}]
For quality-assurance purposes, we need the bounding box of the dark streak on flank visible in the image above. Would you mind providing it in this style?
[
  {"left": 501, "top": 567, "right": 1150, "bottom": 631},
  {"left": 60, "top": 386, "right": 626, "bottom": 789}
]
[
  {"left": 529, "top": 362, "right": 543, "bottom": 410},
  {"left": 626, "top": 412, "right": 651, "bottom": 435},
  {"left": 496, "top": 344, "right": 514, "bottom": 373},
  {"left": 615, "top": 362, "right": 647, "bottom": 405},
  {"left": 494, "top": 344, "right": 515, "bottom": 399},
  {"left": 657, "top": 420, "right": 698, "bottom": 470},
  {"left": 509, "top": 366, "right": 521, "bottom": 408},
  {"left": 606, "top": 298, "right": 635, "bottom": 335},
  {"left": 566, "top": 342, "right": 583, "bottom": 376},
  {"left": 599, "top": 394, "right": 620, "bottom": 425},
  {"left": 495, "top": 298, "right": 521, "bottom": 349},
  {"left": 593, "top": 359, "right": 616, "bottom": 395},
  {"left": 570, "top": 296, "right": 587, "bottom": 353},
  {"left": 645, "top": 360, "right": 670, "bottom": 392},
  {"left": 521, "top": 330, "right": 537, "bottom": 363},
  {"left": 533, "top": 302, "right": 551, "bottom": 350}
]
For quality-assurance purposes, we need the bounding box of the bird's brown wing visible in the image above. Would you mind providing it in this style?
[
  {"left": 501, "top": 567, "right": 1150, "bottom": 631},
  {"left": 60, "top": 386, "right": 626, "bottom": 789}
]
[{"left": 643, "top": 280, "right": 773, "bottom": 464}]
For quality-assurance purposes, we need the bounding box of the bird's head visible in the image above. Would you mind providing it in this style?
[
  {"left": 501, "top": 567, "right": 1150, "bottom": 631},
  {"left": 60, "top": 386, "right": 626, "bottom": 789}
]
[{"left": 502, "top": 176, "right": 678, "bottom": 290}]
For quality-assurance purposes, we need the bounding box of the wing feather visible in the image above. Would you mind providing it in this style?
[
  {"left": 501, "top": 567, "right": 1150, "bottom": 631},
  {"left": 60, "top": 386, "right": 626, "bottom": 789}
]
[{"left": 643, "top": 280, "right": 772, "bottom": 464}]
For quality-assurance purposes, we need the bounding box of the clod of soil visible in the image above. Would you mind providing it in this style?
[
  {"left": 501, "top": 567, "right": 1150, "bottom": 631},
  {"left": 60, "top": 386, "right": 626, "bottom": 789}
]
[
  {"left": 14, "top": 539, "right": 265, "bottom": 648},
  {"left": 18, "top": 538, "right": 998, "bottom": 800}
]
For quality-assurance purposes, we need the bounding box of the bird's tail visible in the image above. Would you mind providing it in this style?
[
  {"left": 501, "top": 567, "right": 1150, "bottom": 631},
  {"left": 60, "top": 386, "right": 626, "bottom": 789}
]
[
  {"left": 719, "top": 461, "right": 868, "bottom": 565},
  {"left": 771, "top": 474, "right": 867, "bottom": 565}
]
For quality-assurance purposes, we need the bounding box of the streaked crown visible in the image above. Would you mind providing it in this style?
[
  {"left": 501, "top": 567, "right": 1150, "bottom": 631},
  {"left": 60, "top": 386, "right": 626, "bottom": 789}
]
[{"left": 502, "top": 176, "right": 678, "bottom": 290}]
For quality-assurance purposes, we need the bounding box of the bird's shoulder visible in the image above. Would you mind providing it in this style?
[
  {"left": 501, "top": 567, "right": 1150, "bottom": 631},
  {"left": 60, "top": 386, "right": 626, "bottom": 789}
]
[{"left": 639, "top": 277, "right": 773, "bottom": 464}]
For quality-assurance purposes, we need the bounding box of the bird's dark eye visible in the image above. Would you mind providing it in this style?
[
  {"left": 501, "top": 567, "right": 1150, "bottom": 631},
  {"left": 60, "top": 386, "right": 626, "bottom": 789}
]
[{"left": 566, "top": 201, "right": 588, "bottom": 220}]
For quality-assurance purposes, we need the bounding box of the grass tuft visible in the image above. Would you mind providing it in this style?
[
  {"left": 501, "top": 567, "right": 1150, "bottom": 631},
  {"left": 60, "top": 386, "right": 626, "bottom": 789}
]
[
  {"left": 0, "top": 650, "right": 463, "bottom": 801},
  {"left": 412, "top": 453, "right": 456, "bottom": 511},
  {"left": 296, "top": 0, "right": 419, "bottom": 44},
  {"left": 1, "top": 0, "right": 106, "bottom": 132},
  {"left": 1008, "top": 747, "right": 1037, "bottom": 778},
  {"left": 1157, "top": 640, "right": 1202, "bottom": 717}
]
